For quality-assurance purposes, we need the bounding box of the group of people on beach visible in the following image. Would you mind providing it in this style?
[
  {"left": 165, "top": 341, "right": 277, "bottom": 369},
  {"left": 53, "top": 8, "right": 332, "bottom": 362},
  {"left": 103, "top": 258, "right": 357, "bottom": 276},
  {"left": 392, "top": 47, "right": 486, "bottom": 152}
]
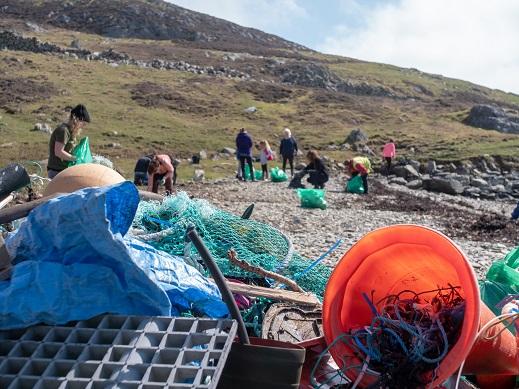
[{"left": 46, "top": 104, "right": 398, "bottom": 196}]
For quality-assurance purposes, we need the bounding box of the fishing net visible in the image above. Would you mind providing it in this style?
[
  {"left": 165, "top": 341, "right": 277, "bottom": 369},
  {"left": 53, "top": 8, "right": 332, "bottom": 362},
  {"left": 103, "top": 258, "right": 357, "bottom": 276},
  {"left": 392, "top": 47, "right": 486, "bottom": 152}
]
[{"left": 131, "top": 191, "right": 332, "bottom": 300}]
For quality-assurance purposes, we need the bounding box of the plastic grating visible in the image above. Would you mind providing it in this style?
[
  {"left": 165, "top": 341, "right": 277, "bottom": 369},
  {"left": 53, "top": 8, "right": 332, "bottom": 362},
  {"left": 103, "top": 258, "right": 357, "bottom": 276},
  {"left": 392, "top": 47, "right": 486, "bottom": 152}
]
[{"left": 0, "top": 314, "right": 238, "bottom": 389}]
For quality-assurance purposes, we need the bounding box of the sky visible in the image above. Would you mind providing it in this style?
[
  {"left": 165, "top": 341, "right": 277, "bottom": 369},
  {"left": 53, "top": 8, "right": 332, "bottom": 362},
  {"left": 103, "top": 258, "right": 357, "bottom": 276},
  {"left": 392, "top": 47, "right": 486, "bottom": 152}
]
[{"left": 164, "top": 0, "right": 519, "bottom": 95}]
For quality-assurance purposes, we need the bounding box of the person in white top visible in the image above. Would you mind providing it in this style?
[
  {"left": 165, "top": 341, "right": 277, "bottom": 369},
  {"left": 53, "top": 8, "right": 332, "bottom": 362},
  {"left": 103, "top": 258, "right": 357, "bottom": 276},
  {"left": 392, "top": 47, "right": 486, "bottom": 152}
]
[{"left": 259, "top": 140, "right": 274, "bottom": 180}]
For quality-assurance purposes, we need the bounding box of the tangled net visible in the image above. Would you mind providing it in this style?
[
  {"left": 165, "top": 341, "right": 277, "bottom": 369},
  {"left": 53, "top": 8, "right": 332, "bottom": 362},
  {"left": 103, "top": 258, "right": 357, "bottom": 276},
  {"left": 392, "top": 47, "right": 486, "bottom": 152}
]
[
  {"left": 131, "top": 191, "right": 332, "bottom": 299},
  {"left": 314, "top": 285, "right": 466, "bottom": 389}
]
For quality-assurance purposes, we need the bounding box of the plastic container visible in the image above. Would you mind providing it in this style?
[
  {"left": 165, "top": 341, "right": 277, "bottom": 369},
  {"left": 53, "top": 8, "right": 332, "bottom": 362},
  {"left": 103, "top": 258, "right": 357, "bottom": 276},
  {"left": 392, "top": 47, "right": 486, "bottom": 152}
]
[
  {"left": 322, "top": 224, "right": 519, "bottom": 388},
  {"left": 217, "top": 337, "right": 306, "bottom": 389},
  {"left": 0, "top": 314, "right": 237, "bottom": 388}
]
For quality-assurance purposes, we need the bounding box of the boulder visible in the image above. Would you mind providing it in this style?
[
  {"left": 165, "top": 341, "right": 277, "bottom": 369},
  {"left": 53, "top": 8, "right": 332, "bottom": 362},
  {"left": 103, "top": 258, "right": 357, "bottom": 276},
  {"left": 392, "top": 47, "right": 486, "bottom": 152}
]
[
  {"left": 346, "top": 129, "right": 368, "bottom": 143},
  {"left": 463, "top": 104, "right": 519, "bottom": 134},
  {"left": 393, "top": 165, "right": 420, "bottom": 180},
  {"left": 388, "top": 177, "right": 408, "bottom": 186},
  {"left": 422, "top": 176, "right": 464, "bottom": 195},
  {"left": 193, "top": 169, "right": 205, "bottom": 182},
  {"left": 406, "top": 179, "right": 423, "bottom": 190}
]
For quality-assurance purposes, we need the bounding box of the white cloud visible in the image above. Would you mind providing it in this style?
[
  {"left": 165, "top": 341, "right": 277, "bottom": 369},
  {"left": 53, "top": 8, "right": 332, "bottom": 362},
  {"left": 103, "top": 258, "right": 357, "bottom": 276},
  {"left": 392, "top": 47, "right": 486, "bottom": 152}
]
[{"left": 318, "top": 0, "right": 519, "bottom": 94}]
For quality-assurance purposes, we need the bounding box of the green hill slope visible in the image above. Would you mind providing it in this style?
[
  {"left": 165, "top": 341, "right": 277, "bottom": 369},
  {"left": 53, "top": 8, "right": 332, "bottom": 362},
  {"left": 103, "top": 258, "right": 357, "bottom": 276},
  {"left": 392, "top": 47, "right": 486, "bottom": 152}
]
[{"left": 0, "top": 1, "right": 518, "bottom": 181}]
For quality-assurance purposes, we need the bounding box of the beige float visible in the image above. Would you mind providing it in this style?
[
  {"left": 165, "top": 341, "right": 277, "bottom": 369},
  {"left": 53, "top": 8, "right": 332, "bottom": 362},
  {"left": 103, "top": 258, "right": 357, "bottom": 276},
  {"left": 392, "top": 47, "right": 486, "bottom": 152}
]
[{"left": 44, "top": 163, "right": 125, "bottom": 197}]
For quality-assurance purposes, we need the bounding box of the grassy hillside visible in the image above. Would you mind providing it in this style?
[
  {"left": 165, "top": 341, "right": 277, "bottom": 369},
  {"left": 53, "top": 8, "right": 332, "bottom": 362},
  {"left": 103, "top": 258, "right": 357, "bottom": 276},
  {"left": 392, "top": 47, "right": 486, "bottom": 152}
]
[{"left": 1, "top": 24, "right": 519, "bottom": 182}]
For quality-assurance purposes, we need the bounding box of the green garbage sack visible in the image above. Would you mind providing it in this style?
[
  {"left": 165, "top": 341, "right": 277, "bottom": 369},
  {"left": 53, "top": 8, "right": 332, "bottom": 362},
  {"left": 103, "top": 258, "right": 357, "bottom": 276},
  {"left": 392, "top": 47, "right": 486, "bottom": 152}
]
[
  {"left": 480, "top": 246, "right": 519, "bottom": 317},
  {"left": 297, "top": 188, "right": 327, "bottom": 210},
  {"left": 480, "top": 278, "right": 519, "bottom": 317},
  {"left": 346, "top": 175, "right": 364, "bottom": 194},
  {"left": 270, "top": 167, "right": 288, "bottom": 182},
  {"left": 243, "top": 165, "right": 261, "bottom": 180},
  {"left": 504, "top": 246, "right": 519, "bottom": 268},
  {"left": 68, "top": 137, "right": 92, "bottom": 167}
]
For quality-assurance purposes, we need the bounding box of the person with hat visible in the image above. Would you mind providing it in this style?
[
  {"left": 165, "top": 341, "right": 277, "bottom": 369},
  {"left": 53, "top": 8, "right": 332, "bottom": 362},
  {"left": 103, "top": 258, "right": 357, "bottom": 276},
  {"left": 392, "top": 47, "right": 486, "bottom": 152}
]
[
  {"left": 47, "top": 104, "right": 90, "bottom": 179},
  {"left": 346, "top": 156, "right": 372, "bottom": 194}
]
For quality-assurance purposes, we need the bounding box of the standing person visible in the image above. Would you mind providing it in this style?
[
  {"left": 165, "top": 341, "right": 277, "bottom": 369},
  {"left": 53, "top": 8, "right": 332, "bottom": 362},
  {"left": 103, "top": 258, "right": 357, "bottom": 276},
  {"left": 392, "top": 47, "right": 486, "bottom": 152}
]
[
  {"left": 303, "top": 150, "right": 329, "bottom": 189},
  {"left": 382, "top": 139, "right": 396, "bottom": 175},
  {"left": 147, "top": 154, "right": 176, "bottom": 194},
  {"left": 280, "top": 128, "right": 298, "bottom": 178},
  {"left": 133, "top": 155, "right": 153, "bottom": 186},
  {"left": 259, "top": 140, "right": 273, "bottom": 180},
  {"left": 236, "top": 128, "right": 255, "bottom": 182},
  {"left": 512, "top": 201, "right": 519, "bottom": 221},
  {"left": 47, "top": 104, "right": 90, "bottom": 179},
  {"left": 346, "top": 156, "right": 372, "bottom": 194}
]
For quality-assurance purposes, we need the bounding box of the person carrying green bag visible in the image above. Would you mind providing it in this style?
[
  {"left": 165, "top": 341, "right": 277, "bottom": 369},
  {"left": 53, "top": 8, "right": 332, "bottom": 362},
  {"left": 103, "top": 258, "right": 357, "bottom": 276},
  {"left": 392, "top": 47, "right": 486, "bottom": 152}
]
[
  {"left": 345, "top": 156, "right": 371, "bottom": 194},
  {"left": 47, "top": 104, "right": 90, "bottom": 179}
]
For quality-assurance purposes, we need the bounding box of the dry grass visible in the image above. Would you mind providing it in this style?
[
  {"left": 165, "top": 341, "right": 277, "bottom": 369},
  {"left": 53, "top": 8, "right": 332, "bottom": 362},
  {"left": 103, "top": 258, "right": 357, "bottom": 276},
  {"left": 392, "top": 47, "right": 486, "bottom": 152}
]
[{"left": 1, "top": 25, "right": 519, "bottom": 182}]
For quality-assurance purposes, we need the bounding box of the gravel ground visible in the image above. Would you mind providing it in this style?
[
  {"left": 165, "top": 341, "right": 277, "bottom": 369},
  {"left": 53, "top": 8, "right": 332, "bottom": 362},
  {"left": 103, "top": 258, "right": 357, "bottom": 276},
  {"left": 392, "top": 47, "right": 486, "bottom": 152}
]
[{"left": 177, "top": 171, "right": 519, "bottom": 281}]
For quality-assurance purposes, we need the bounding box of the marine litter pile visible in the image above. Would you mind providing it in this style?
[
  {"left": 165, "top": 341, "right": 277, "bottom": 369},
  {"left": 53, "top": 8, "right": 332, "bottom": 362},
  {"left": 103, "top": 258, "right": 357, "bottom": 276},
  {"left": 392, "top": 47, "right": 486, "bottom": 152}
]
[{"left": 4, "top": 176, "right": 519, "bottom": 388}]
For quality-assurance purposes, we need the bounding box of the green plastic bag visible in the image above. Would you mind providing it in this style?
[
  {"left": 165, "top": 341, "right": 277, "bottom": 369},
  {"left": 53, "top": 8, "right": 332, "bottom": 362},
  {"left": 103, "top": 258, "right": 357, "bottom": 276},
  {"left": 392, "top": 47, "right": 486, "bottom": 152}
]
[
  {"left": 346, "top": 175, "right": 364, "bottom": 194},
  {"left": 297, "top": 188, "right": 327, "bottom": 210},
  {"left": 480, "top": 246, "right": 519, "bottom": 317},
  {"left": 243, "top": 165, "right": 261, "bottom": 180},
  {"left": 270, "top": 167, "right": 288, "bottom": 182},
  {"left": 69, "top": 137, "right": 92, "bottom": 167}
]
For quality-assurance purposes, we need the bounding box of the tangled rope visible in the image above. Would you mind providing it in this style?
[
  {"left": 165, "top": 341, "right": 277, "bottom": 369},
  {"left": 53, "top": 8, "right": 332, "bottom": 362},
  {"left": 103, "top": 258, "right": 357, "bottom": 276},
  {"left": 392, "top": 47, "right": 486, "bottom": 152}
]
[{"left": 311, "top": 286, "right": 466, "bottom": 389}]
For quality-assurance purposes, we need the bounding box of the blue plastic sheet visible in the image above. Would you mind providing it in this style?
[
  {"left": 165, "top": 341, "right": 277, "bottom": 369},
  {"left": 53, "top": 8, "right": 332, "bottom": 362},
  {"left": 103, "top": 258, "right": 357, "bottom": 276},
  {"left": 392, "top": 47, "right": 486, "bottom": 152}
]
[{"left": 0, "top": 181, "right": 227, "bottom": 329}]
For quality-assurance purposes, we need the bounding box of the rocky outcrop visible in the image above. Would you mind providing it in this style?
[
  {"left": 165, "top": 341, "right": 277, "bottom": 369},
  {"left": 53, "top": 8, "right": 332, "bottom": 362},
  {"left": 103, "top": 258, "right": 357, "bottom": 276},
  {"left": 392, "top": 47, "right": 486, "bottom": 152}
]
[
  {"left": 463, "top": 104, "right": 519, "bottom": 134},
  {"left": 386, "top": 156, "right": 519, "bottom": 200},
  {"left": 0, "top": 31, "right": 252, "bottom": 80},
  {"left": 276, "top": 62, "right": 396, "bottom": 97},
  {"left": 0, "top": 30, "right": 416, "bottom": 99},
  {"left": 0, "top": 0, "right": 309, "bottom": 52}
]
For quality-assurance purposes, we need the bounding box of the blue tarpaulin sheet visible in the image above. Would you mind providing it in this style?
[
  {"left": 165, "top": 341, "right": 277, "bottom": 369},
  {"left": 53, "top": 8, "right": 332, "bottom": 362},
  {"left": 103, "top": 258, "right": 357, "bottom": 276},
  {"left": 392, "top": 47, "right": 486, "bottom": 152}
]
[{"left": 0, "top": 181, "right": 227, "bottom": 329}]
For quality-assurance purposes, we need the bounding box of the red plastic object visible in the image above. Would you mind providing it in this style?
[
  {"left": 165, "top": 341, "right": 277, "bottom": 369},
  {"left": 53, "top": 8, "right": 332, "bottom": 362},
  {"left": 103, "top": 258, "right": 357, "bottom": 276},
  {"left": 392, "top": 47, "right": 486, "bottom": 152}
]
[{"left": 322, "top": 224, "right": 518, "bottom": 388}]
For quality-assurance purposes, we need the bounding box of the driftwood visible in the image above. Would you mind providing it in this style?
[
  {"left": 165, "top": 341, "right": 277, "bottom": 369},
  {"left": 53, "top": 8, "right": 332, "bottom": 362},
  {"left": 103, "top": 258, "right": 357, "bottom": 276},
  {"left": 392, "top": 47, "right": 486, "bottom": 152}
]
[
  {"left": 226, "top": 248, "right": 304, "bottom": 293},
  {"left": 0, "top": 190, "right": 162, "bottom": 225},
  {"left": 214, "top": 279, "right": 321, "bottom": 306}
]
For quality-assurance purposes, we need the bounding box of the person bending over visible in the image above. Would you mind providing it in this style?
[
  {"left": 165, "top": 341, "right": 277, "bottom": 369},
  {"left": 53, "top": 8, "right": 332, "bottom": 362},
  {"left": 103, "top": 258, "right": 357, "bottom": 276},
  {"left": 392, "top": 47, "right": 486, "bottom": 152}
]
[
  {"left": 147, "top": 154, "right": 176, "bottom": 194},
  {"left": 303, "top": 150, "right": 329, "bottom": 189},
  {"left": 346, "top": 156, "right": 372, "bottom": 194}
]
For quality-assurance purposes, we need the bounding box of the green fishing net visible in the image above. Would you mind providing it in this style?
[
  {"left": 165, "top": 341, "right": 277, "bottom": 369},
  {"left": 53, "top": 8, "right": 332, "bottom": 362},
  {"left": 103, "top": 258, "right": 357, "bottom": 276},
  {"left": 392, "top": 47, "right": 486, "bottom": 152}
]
[{"left": 132, "top": 191, "right": 332, "bottom": 300}]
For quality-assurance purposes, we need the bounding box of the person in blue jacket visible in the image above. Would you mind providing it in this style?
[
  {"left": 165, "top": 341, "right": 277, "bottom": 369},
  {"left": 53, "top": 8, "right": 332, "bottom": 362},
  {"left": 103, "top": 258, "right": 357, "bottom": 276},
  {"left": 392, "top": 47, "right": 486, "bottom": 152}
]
[
  {"left": 512, "top": 201, "right": 519, "bottom": 220},
  {"left": 236, "top": 128, "right": 256, "bottom": 182}
]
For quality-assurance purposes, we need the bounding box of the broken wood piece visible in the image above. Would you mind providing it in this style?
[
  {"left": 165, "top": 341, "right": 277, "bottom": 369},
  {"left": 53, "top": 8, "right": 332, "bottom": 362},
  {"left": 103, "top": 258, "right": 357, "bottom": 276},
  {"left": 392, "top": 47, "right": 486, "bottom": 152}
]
[
  {"left": 0, "top": 192, "right": 64, "bottom": 224},
  {"left": 0, "top": 189, "right": 162, "bottom": 225},
  {"left": 226, "top": 248, "right": 304, "bottom": 292},
  {"left": 210, "top": 278, "right": 321, "bottom": 306}
]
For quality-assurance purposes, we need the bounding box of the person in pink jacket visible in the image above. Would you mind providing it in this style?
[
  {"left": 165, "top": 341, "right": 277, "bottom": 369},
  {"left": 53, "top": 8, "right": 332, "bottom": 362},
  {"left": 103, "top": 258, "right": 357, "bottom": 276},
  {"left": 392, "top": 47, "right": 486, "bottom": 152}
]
[{"left": 382, "top": 139, "right": 396, "bottom": 175}]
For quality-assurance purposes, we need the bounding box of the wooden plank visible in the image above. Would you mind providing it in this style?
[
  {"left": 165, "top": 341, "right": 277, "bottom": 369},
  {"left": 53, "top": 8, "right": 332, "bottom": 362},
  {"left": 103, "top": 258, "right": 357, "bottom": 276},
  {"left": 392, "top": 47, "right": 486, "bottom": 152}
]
[
  {"left": 211, "top": 279, "right": 322, "bottom": 306},
  {"left": 0, "top": 189, "right": 162, "bottom": 225},
  {"left": 0, "top": 192, "right": 64, "bottom": 224}
]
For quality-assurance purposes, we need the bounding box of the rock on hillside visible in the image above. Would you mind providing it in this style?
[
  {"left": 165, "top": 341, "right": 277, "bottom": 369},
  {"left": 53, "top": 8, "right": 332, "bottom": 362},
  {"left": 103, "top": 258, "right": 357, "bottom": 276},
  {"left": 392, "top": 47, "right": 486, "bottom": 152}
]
[
  {"left": 464, "top": 104, "right": 519, "bottom": 134},
  {"left": 0, "top": 0, "right": 309, "bottom": 53}
]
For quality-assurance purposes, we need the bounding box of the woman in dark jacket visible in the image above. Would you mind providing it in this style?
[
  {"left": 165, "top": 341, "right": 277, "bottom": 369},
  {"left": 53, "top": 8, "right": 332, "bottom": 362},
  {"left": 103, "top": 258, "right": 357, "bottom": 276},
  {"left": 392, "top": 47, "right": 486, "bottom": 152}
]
[
  {"left": 303, "top": 150, "right": 329, "bottom": 189},
  {"left": 279, "top": 128, "right": 298, "bottom": 178},
  {"left": 236, "top": 128, "right": 255, "bottom": 182}
]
